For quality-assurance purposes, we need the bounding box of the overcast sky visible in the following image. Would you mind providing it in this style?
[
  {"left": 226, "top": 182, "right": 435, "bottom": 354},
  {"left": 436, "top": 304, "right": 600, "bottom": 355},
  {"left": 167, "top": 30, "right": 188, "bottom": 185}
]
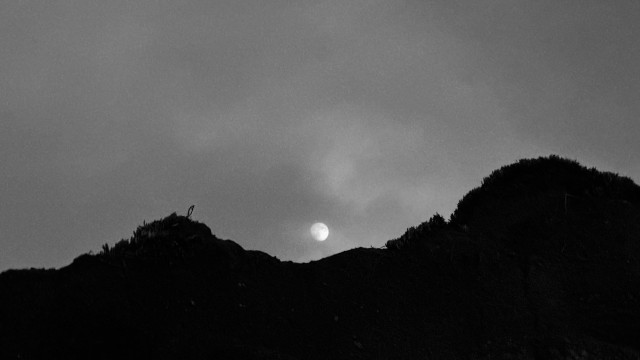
[{"left": 1, "top": 0, "right": 639, "bottom": 270}]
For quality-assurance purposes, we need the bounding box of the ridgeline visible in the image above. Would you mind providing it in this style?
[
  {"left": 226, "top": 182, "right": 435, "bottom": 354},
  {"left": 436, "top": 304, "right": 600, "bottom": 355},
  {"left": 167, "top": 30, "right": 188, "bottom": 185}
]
[{"left": 2, "top": 155, "right": 639, "bottom": 359}]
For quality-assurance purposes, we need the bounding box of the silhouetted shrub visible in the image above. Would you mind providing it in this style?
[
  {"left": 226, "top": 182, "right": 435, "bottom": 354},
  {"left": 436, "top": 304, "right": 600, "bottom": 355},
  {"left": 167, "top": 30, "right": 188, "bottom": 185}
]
[
  {"left": 449, "top": 155, "right": 640, "bottom": 228},
  {"left": 98, "top": 211, "right": 212, "bottom": 264},
  {"left": 386, "top": 213, "right": 448, "bottom": 250}
]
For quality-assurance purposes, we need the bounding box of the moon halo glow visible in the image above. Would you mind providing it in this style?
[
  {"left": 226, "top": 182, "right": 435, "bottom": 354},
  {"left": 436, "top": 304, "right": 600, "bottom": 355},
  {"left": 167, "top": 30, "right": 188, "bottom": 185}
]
[{"left": 310, "top": 222, "right": 329, "bottom": 241}]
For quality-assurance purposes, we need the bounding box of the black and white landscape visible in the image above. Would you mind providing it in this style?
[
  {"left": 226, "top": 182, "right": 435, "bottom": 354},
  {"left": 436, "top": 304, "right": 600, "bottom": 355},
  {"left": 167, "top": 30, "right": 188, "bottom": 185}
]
[{"left": 2, "top": 2, "right": 640, "bottom": 358}]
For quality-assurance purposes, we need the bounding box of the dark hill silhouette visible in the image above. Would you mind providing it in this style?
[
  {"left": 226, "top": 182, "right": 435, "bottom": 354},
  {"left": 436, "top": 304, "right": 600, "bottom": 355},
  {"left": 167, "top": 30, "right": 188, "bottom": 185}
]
[{"left": 1, "top": 155, "right": 639, "bottom": 359}]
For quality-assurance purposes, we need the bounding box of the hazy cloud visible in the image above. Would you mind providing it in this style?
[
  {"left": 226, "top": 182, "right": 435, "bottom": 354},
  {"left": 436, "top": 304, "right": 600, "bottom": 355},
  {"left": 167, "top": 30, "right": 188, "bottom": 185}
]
[{"left": 1, "top": 0, "right": 638, "bottom": 269}]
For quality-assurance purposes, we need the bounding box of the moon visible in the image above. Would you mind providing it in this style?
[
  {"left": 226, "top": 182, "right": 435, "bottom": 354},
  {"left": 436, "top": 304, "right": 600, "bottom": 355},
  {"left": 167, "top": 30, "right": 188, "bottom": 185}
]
[{"left": 310, "top": 222, "right": 329, "bottom": 241}]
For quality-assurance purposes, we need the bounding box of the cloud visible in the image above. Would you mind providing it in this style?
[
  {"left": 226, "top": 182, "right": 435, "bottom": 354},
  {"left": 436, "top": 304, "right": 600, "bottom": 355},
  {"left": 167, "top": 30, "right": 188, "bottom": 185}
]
[{"left": 0, "top": 0, "right": 638, "bottom": 269}]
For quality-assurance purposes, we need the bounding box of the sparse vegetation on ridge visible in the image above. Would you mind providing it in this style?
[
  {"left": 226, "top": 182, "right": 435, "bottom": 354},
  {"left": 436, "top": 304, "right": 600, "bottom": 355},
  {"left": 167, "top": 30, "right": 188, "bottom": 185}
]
[
  {"left": 98, "top": 206, "right": 212, "bottom": 265},
  {"left": 385, "top": 212, "right": 447, "bottom": 250},
  {"left": 449, "top": 155, "right": 640, "bottom": 227}
]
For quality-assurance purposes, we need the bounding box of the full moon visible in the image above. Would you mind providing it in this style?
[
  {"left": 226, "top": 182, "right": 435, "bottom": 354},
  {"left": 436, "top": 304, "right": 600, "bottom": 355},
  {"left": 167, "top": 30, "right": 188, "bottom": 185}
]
[{"left": 310, "top": 222, "right": 329, "bottom": 241}]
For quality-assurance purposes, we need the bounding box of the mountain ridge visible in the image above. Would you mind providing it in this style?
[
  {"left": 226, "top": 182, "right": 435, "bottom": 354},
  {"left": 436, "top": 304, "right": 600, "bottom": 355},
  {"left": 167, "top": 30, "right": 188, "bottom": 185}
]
[{"left": 1, "top": 155, "right": 639, "bottom": 359}]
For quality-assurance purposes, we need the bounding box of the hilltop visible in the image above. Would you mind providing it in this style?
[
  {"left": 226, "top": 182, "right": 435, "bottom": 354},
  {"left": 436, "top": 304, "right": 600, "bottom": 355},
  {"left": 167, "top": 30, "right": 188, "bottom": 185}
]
[{"left": 1, "top": 155, "right": 639, "bottom": 359}]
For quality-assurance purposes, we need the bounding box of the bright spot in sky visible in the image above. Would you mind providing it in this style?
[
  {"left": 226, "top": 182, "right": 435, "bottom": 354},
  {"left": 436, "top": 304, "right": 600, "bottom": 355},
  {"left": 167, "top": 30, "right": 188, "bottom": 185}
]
[{"left": 310, "top": 222, "right": 329, "bottom": 241}]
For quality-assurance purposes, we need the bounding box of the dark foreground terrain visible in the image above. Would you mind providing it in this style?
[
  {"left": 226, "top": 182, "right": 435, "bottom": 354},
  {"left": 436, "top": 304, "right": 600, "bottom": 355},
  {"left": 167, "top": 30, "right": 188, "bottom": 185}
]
[{"left": 1, "top": 156, "right": 640, "bottom": 359}]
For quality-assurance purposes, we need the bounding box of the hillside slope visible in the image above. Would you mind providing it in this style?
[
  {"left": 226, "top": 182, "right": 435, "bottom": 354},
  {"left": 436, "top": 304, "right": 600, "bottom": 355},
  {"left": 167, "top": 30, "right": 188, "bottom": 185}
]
[{"left": 1, "top": 156, "right": 639, "bottom": 359}]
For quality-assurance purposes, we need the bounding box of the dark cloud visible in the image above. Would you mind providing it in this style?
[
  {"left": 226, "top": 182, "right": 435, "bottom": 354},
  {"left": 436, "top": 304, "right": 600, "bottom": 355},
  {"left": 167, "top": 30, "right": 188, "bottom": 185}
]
[{"left": 1, "top": 0, "right": 638, "bottom": 269}]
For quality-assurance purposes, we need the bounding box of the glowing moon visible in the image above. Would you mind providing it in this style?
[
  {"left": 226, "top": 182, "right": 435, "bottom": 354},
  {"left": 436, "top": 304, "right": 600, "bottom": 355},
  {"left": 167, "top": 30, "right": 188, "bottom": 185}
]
[{"left": 310, "top": 222, "right": 329, "bottom": 241}]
